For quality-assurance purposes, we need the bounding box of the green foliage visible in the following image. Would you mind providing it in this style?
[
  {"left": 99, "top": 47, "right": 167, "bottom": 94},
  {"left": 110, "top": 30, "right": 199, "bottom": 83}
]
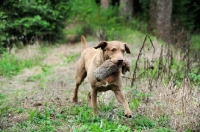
[
  {"left": 188, "top": 68, "right": 200, "bottom": 85},
  {"left": 21, "top": 108, "right": 57, "bottom": 131},
  {"left": 0, "top": 0, "right": 70, "bottom": 49},
  {"left": 132, "top": 98, "right": 140, "bottom": 109},
  {"left": 131, "top": 114, "right": 155, "bottom": 130},
  {"left": 75, "top": 119, "right": 131, "bottom": 132},
  {"left": 139, "top": 0, "right": 150, "bottom": 21},
  {"left": 131, "top": 18, "right": 148, "bottom": 33},
  {"left": 64, "top": 54, "right": 76, "bottom": 64},
  {"left": 64, "top": 105, "right": 130, "bottom": 132},
  {"left": 191, "top": 34, "right": 200, "bottom": 53},
  {"left": 1, "top": 98, "right": 176, "bottom": 131},
  {"left": 0, "top": 53, "right": 40, "bottom": 77},
  {"left": 173, "top": 0, "right": 200, "bottom": 32},
  {"left": 158, "top": 115, "right": 170, "bottom": 127},
  {"left": 0, "top": 93, "right": 10, "bottom": 117},
  {"left": 67, "top": 0, "right": 128, "bottom": 40}
]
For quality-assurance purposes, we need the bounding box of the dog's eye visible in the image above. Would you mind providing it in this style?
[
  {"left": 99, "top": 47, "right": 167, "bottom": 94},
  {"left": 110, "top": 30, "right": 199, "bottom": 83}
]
[
  {"left": 122, "top": 50, "right": 125, "bottom": 53},
  {"left": 111, "top": 48, "right": 116, "bottom": 52}
]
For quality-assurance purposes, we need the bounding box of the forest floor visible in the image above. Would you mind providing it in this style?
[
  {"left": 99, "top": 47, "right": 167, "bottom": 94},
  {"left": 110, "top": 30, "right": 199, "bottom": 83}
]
[{"left": 0, "top": 38, "right": 199, "bottom": 131}]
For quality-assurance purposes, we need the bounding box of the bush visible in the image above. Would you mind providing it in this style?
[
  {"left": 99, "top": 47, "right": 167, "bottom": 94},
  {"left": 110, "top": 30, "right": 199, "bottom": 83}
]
[
  {"left": 172, "top": 0, "right": 200, "bottom": 32},
  {"left": 0, "top": 0, "right": 70, "bottom": 51}
]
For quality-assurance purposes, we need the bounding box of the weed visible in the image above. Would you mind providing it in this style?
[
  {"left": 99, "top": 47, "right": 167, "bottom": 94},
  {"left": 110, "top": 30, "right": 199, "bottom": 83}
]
[
  {"left": 74, "top": 119, "right": 131, "bottom": 132},
  {"left": 64, "top": 55, "right": 75, "bottom": 64},
  {"left": 132, "top": 98, "right": 140, "bottom": 109},
  {"left": 188, "top": 68, "right": 200, "bottom": 85},
  {"left": 127, "top": 86, "right": 149, "bottom": 110},
  {"left": 158, "top": 115, "right": 171, "bottom": 127},
  {"left": 130, "top": 114, "right": 155, "bottom": 130}
]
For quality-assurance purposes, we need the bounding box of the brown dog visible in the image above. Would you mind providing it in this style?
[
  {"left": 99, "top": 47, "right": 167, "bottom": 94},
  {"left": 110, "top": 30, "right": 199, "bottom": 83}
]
[{"left": 72, "top": 36, "right": 132, "bottom": 117}]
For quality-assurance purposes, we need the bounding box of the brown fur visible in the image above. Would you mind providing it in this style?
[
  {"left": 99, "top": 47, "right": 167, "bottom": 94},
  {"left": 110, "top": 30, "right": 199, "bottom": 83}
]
[
  {"left": 72, "top": 35, "right": 132, "bottom": 117},
  {"left": 94, "top": 59, "right": 130, "bottom": 82}
]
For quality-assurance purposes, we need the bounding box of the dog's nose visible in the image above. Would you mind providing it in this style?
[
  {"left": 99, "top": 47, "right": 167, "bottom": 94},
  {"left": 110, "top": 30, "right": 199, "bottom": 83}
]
[{"left": 117, "top": 59, "right": 124, "bottom": 64}]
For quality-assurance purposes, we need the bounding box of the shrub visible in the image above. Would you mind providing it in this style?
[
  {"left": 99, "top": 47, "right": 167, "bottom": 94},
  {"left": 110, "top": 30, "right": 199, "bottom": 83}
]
[{"left": 0, "top": 0, "right": 70, "bottom": 51}]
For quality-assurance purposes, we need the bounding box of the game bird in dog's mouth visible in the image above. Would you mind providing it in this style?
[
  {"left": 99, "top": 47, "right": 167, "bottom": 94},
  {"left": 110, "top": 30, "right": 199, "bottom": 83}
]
[{"left": 72, "top": 35, "right": 132, "bottom": 118}]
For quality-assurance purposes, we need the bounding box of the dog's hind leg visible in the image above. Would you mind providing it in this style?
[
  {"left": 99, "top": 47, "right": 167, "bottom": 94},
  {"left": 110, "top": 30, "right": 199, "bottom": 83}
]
[{"left": 72, "top": 59, "right": 87, "bottom": 103}]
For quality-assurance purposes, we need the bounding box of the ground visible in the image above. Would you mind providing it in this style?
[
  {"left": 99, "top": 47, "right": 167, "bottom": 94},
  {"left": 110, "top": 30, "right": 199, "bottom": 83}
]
[{"left": 0, "top": 39, "right": 199, "bottom": 131}]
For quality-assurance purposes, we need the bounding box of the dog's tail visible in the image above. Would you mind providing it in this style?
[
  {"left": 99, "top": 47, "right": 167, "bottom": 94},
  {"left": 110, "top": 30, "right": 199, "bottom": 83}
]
[{"left": 81, "top": 35, "right": 87, "bottom": 51}]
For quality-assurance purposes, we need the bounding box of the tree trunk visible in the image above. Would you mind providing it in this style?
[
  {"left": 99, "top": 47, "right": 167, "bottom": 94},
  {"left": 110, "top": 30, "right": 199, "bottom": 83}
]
[
  {"left": 120, "top": 0, "right": 133, "bottom": 20},
  {"left": 149, "top": 0, "right": 172, "bottom": 42},
  {"left": 101, "top": 0, "right": 109, "bottom": 8}
]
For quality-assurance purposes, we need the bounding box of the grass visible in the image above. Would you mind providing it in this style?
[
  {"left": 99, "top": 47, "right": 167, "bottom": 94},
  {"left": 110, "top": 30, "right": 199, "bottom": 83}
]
[
  {"left": 63, "top": 53, "right": 79, "bottom": 64},
  {"left": 191, "top": 34, "right": 200, "bottom": 53},
  {"left": 1, "top": 102, "right": 175, "bottom": 132},
  {"left": 1, "top": 37, "right": 199, "bottom": 132},
  {"left": 1, "top": 18, "right": 200, "bottom": 132},
  {"left": 27, "top": 65, "right": 52, "bottom": 89},
  {"left": 0, "top": 53, "right": 39, "bottom": 77},
  {"left": 0, "top": 44, "right": 48, "bottom": 77}
]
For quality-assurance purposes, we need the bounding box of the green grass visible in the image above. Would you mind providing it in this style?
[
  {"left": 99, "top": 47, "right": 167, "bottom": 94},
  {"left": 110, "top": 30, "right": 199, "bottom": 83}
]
[
  {"left": 1, "top": 100, "right": 175, "bottom": 132},
  {"left": 63, "top": 53, "right": 79, "bottom": 64},
  {"left": 0, "top": 52, "right": 43, "bottom": 77}
]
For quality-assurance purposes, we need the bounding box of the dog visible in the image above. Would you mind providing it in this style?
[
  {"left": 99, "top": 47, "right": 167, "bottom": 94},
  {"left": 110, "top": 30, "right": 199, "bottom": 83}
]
[{"left": 72, "top": 36, "right": 132, "bottom": 118}]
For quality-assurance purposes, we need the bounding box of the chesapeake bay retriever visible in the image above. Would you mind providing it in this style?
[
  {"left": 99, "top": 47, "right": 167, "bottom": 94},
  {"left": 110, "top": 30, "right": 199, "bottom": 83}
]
[{"left": 72, "top": 36, "right": 132, "bottom": 117}]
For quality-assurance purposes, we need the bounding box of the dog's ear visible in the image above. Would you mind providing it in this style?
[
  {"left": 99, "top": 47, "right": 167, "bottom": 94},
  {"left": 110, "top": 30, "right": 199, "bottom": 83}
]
[
  {"left": 94, "top": 41, "right": 107, "bottom": 50},
  {"left": 125, "top": 44, "right": 131, "bottom": 54}
]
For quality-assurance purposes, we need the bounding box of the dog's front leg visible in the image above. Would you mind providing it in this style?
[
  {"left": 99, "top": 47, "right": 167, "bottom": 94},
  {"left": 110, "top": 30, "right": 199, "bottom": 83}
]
[
  {"left": 91, "top": 88, "right": 98, "bottom": 116},
  {"left": 113, "top": 89, "right": 132, "bottom": 118}
]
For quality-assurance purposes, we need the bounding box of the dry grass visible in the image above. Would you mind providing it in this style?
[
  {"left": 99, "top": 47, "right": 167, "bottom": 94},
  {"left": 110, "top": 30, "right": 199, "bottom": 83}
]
[
  {"left": 125, "top": 36, "right": 200, "bottom": 131},
  {"left": 1, "top": 37, "right": 200, "bottom": 131},
  {"left": 99, "top": 35, "right": 200, "bottom": 131},
  {"left": 134, "top": 79, "right": 200, "bottom": 131}
]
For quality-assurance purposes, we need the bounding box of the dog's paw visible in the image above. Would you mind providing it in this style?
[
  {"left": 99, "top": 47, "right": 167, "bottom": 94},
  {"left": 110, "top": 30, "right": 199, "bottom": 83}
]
[
  {"left": 72, "top": 98, "right": 78, "bottom": 103},
  {"left": 125, "top": 114, "right": 132, "bottom": 118},
  {"left": 124, "top": 110, "right": 132, "bottom": 118}
]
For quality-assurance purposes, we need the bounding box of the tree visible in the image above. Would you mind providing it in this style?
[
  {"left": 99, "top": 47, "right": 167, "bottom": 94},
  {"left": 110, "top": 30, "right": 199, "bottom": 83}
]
[
  {"left": 101, "top": 0, "right": 109, "bottom": 8},
  {"left": 120, "top": 0, "right": 133, "bottom": 20},
  {"left": 149, "top": 0, "right": 172, "bottom": 42}
]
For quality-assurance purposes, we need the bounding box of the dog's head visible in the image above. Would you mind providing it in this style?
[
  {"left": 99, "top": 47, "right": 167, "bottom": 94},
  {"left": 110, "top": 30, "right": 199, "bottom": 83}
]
[{"left": 94, "top": 41, "right": 131, "bottom": 65}]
